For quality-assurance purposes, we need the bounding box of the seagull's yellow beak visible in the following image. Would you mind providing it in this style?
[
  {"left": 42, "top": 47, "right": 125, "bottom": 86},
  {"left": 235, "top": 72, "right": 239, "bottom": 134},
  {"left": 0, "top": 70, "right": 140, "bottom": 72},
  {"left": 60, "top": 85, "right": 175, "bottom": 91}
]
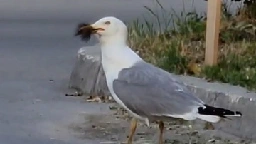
[{"left": 90, "top": 24, "right": 105, "bottom": 32}]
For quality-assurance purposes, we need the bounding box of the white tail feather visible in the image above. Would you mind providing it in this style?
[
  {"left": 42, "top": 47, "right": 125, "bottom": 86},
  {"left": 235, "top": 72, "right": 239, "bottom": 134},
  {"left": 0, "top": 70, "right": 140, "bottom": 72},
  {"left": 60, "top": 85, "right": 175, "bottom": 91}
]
[
  {"left": 197, "top": 114, "right": 220, "bottom": 123},
  {"left": 224, "top": 114, "right": 242, "bottom": 117}
]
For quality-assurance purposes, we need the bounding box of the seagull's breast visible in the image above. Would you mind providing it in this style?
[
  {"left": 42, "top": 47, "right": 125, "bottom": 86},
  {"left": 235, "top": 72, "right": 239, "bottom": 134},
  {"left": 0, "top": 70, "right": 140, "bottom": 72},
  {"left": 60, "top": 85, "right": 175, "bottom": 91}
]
[
  {"left": 100, "top": 47, "right": 144, "bottom": 120},
  {"left": 102, "top": 61, "right": 144, "bottom": 120},
  {"left": 102, "top": 54, "right": 134, "bottom": 91},
  {"left": 101, "top": 49, "right": 136, "bottom": 92},
  {"left": 101, "top": 46, "right": 142, "bottom": 84}
]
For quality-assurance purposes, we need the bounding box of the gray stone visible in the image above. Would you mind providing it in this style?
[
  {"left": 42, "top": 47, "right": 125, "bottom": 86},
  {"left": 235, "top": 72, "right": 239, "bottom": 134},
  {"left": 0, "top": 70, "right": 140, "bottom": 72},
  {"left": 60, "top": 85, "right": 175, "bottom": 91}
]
[
  {"left": 68, "top": 45, "right": 110, "bottom": 97},
  {"left": 69, "top": 44, "right": 256, "bottom": 141}
]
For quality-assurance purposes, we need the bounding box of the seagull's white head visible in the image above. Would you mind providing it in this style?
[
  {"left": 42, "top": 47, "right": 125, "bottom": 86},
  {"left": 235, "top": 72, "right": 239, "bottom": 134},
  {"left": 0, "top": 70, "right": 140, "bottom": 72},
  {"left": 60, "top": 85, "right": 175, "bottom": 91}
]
[{"left": 75, "top": 16, "right": 128, "bottom": 46}]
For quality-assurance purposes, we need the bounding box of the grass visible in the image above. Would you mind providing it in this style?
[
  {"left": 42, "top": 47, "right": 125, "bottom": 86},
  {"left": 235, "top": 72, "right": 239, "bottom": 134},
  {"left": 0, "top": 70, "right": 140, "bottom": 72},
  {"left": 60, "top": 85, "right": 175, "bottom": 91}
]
[{"left": 128, "top": 0, "right": 256, "bottom": 91}]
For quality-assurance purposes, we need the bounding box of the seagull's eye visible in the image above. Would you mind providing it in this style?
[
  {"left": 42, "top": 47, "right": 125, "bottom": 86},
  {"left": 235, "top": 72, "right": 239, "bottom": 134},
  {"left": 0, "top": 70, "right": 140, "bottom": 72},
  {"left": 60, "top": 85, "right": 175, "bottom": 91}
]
[{"left": 104, "top": 21, "right": 111, "bottom": 25}]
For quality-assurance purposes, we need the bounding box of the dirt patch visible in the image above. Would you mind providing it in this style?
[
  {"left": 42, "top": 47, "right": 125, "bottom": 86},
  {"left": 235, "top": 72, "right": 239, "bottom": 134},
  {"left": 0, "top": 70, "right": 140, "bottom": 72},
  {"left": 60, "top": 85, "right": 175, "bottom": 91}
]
[{"left": 68, "top": 102, "right": 254, "bottom": 144}]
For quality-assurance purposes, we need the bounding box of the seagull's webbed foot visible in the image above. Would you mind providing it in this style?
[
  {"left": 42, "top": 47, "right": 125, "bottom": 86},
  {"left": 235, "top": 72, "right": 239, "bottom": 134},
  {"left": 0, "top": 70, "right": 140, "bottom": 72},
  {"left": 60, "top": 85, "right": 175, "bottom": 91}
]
[
  {"left": 158, "top": 121, "right": 165, "bottom": 144},
  {"left": 127, "top": 118, "right": 137, "bottom": 144}
]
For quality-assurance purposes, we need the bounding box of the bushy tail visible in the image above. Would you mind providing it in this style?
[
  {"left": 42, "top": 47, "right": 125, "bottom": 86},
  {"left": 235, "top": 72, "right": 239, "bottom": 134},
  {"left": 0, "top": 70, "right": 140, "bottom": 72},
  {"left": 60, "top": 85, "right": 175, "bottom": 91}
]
[{"left": 196, "top": 105, "right": 242, "bottom": 123}]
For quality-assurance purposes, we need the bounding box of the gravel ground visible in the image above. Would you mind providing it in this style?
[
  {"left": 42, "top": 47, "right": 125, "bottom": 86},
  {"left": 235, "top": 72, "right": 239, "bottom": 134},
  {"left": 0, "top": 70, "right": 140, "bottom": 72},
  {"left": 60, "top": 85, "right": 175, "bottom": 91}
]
[{"left": 68, "top": 96, "right": 255, "bottom": 144}]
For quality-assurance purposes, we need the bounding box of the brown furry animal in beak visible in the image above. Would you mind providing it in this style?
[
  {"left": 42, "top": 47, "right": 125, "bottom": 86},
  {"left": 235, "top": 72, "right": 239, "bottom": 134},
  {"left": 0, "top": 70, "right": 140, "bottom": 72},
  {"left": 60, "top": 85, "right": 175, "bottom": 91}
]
[{"left": 75, "top": 23, "right": 96, "bottom": 42}]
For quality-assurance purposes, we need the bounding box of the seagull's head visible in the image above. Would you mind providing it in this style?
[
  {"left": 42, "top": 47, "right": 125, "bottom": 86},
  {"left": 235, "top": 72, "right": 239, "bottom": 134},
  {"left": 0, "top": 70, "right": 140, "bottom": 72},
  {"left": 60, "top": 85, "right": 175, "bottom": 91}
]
[{"left": 75, "top": 16, "right": 128, "bottom": 45}]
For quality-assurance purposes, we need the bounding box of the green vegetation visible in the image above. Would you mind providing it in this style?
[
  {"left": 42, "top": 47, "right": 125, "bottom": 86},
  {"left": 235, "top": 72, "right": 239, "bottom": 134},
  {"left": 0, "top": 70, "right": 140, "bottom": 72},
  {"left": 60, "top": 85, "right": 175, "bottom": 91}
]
[{"left": 128, "top": 0, "right": 256, "bottom": 91}]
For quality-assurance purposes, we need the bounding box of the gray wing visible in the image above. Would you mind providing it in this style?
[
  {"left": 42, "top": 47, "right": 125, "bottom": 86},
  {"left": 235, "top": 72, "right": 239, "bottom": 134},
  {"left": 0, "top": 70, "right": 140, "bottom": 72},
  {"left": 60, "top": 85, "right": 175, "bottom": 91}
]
[{"left": 113, "top": 61, "right": 204, "bottom": 118}]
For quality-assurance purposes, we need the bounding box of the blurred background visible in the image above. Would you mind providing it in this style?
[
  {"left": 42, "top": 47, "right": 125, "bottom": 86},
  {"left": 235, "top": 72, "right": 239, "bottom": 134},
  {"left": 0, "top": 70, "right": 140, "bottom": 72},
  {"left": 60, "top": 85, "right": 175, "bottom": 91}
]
[
  {"left": 0, "top": 0, "right": 212, "bottom": 82},
  {"left": 1, "top": 0, "right": 252, "bottom": 143}
]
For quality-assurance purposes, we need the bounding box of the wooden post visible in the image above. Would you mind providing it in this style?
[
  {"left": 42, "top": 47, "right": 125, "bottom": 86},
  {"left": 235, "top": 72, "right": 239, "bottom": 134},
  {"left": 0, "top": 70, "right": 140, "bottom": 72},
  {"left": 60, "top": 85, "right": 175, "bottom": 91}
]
[{"left": 205, "top": 0, "right": 221, "bottom": 66}]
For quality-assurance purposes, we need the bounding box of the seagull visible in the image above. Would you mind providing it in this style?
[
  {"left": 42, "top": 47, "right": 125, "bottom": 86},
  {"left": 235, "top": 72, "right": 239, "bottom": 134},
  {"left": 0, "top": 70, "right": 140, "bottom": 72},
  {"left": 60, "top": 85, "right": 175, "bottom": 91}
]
[{"left": 75, "top": 16, "right": 242, "bottom": 144}]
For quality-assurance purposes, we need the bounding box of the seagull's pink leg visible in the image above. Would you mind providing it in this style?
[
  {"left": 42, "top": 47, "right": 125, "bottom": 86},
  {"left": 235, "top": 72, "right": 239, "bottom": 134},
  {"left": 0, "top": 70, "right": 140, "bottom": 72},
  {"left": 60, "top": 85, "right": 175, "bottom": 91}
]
[
  {"left": 127, "top": 118, "right": 137, "bottom": 144},
  {"left": 159, "top": 121, "right": 165, "bottom": 144}
]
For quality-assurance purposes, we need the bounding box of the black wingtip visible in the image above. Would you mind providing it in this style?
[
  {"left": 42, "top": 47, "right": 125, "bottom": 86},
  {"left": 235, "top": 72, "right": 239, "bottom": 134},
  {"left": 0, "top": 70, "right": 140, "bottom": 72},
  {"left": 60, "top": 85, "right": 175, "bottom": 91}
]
[
  {"left": 235, "top": 111, "right": 242, "bottom": 116},
  {"left": 198, "top": 105, "right": 242, "bottom": 118}
]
